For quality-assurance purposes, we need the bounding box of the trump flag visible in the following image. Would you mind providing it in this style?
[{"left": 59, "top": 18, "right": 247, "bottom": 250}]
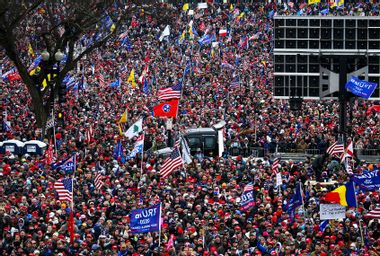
[
  {"left": 130, "top": 204, "right": 161, "bottom": 234},
  {"left": 152, "top": 99, "right": 179, "bottom": 118}
]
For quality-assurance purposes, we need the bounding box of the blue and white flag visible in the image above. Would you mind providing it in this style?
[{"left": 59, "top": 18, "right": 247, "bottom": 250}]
[
  {"left": 130, "top": 204, "right": 161, "bottom": 234},
  {"left": 52, "top": 154, "right": 76, "bottom": 174},
  {"left": 240, "top": 183, "right": 255, "bottom": 211},
  {"left": 351, "top": 170, "right": 380, "bottom": 191},
  {"left": 198, "top": 34, "right": 212, "bottom": 46},
  {"left": 127, "top": 134, "right": 144, "bottom": 159},
  {"left": 319, "top": 220, "right": 329, "bottom": 232},
  {"left": 345, "top": 76, "right": 378, "bottom": 100}
]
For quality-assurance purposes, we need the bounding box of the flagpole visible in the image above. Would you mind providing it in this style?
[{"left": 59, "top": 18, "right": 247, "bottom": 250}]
[
  {"left": 299, "top": 180, "right": 305, "bottom": 215},
  {"left": 52, "top": 108, "right": 58, "bottom": 158},
  {"left": 140, "top": 130, "right": 145, "bottom": 176},
  {"left": 158, "top": 202, "right": 162, "bottom": 249}
]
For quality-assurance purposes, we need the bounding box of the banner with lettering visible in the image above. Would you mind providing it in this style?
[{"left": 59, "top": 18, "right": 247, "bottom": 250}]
[
  {"left": 130, "top": 204, "right": 161, "bottom": 234},
  {"left": 320, "top": 204, "right": 346, "bottom": 220},
  {"left": 345, "top": 76, "right": 378, "bottom": 99},
  {"left": 240, "top": 184, "right": 255, "bottom": 211},
  {"left": 351, "top": 170, "right": 380, "bottom": 191}
]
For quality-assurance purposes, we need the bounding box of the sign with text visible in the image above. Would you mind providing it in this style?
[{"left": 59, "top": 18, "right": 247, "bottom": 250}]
[
  {"left": 351, "top": 170, "right": 380, "bottom": 191},
  {"left": 130, "top": 204, "right": 161, "bottom": 234},
  {"left": 320, "top": 204, "right": 346, "bottom": 220},
  {"left": 345, "top": 76, "right": 378, "bottom": 99}
]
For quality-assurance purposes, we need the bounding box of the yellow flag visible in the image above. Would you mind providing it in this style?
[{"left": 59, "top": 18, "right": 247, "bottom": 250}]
[
  {"left": 308, "top": 0, "right": 321, "bottom": 4},
  {"left": 179, "top": 30, "right": 186, "bottom": 44},
  {"left": 29, "top": 66, "right": 41, "bottom": 76},
  {"left": 41, "top": 73, "right": 57, "bottom": 91},
  {"left": 110, "top": 23, "right": 116, "bottom": 32},
  {"left": 118, "top": 110, "right": 128, "bottom": 124},
  {"left": 183, "top": 3, "right": 189, "bottom": 11},
  {"left": 188, "top": 24, "right": 193, "bottom": 39},
  {"left": 127, "top": 69, "right": 136, "bottom": 88},
  {"left": 230, "top": 4, "right": 233, "bottom": 11},
  {"left": 28, "top": 43, "right": 35, "bottom": 58},
  {"left": 238, "top": 12, "right": 244, "bottom": 19},
  {"left": 330, "top": 0, "right": 344, "bottom": 7}
]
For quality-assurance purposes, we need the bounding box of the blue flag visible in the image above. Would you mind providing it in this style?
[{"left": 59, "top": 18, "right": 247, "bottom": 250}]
[
  {"left": 130, "top": 204, "right": 161, "bottom": 234},
  {"left": 113, "top": 140, "right": 123, "bottom": 159},
  {"left": 183, "top": 62, "right": 191, "bottom": 77},
  {"left": 284, "top": 182, "right": 303, "bottom": 217},
  {"left": 345, "top": 76, "right": 378, "bottom": 99},
  {"left": 52, "top": 154, "right": 77, "bottom": 174},
  {"left": 110, "top": 78, "right": 121, "bottom": 88},
  {"left": 351, "top": 169, "right": 380, "bottom": 191},
  {"left": 198, "top": 34, "right": 212, "bottom": 46},
  {"left": 240, "top": 183, "right": 255, "bottom": 211},
  {"left": 142, "top": 78, "right": 149, "bottom": 94},
  {"left": 321, "top": 8, "right": 329, "bottom": 15},
  {"left": 319, "top": 220, "right": 329, "bottom": 232}
]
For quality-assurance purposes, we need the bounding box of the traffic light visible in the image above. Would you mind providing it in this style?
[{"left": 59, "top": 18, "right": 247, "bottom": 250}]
[{"left": 58, "top": 83, "right": 66, "bottom": 104}]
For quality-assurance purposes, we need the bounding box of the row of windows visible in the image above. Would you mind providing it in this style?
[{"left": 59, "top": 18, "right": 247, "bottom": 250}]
[
  {"left": 275, "top": 39, "right": 380, "bottom": 49},
  {"left": 275, "top": 28, "right": 380, "bottom": 39},
  {"left": 275, "top": 64, "right": 380, "bottom": 74},
  {"left": 274, "top": 19, "right": 380, "bottom": 28},
  {"left": 275, "top": 55, "right": 380, "bottom": 63}
]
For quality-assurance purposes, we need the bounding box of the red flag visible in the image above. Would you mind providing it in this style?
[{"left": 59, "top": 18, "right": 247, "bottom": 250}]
[
  {"left": 131, "top": 16, "right": 139, "bottom": 27},
  {"left": 68, "top": 210, "right": 74, "bottom": 245},
  {"left": 152, "top": 99, "right": 179, "bottom": 118},
  {"left": 8, "top": 72, "right": 21, "bottom": 82},
  {"left": 367, "top": 105, "right": 380, "bottom": 115}
]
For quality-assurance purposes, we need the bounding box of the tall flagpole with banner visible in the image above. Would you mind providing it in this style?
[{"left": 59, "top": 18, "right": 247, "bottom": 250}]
[
  {"left": 158, "top": 202, "right": 162, "bottom": 249},
  {"left": 51, "top": 108, "right": 57, "bottom": 157}
]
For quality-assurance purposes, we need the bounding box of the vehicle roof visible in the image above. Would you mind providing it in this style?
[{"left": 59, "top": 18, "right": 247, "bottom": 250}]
[{"left": 185, "top": 128, "right": 216, "bottom": 135}]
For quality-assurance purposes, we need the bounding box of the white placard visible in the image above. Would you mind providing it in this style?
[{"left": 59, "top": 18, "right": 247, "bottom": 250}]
[
  {"left": 197, "top": 3, "right": 208, "bottom": 9},
  {"left": 276, "top": 172, "right": 283, "bottom": 186},
  {"left": 320, "top": 204, "right": 346, "bottom": 220}
]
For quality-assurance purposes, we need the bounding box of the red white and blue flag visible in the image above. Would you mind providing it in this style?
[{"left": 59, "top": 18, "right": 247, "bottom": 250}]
[
  {"left": 127, "top": 134, "right": 144, "bottom": 159},
  {"left": 54, "top": 178, "right": 73, "bottom": 202},
  {"left": 160, "top": 147, "right": 183, "bottom": 179},
  {"left": 157, "top": 81, "right": 182, "bottom": 100}
]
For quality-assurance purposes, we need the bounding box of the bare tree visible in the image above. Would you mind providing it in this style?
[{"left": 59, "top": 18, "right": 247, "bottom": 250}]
[{"left": 0, "top": 0, "right": 164, "bottom": 131}]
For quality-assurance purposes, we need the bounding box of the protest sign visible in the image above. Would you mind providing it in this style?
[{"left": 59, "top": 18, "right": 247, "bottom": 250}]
[{"left": 320, "top": 204, "right": 346, "bottom": 220}]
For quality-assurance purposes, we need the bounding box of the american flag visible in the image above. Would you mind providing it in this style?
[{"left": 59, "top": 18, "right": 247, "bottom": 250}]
[
  {"left": 98, "top": 73, "right": 105, "bottom": 87},
  {"left": 94, "top": 172, "right": 104, "bottom": 190},
  {"left": 230, "top": 75, "right": 240, "bottom": 88},
  {"left": 160, "top": 147, "right": 183, "bottom": 179},
  {"left": 326, "top": 141, "right": 344, "bottom": 156},
  {"left": 45, "top": 116, "right": 55, "bottom": 130},
  {"left": 243, "top": 183, "right": 254, "bottom": 192},
  {"left": 54, "top": 178, "right": 73, "bottom": 202},
  {"left": 365, "top": 205, "right": 380, "bottom": 219},
  {"left": 85, "top": 126, "right": 93, "bottom": 143},
  {"left": 157, "top": 81, "right": 182, "bottom": 101},
  {"left": 272, "top": 158, "right": 280, "bottom": 173}
]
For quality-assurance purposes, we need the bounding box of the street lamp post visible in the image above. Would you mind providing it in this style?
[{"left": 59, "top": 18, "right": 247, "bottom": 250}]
[{"left": 40, "top": 49, "right": 65, "bottom": 129}]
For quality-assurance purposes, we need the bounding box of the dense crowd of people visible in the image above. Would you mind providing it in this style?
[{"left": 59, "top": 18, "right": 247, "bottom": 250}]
[{"left": 1, "top": 1, "right": 380, "bottom": 255}]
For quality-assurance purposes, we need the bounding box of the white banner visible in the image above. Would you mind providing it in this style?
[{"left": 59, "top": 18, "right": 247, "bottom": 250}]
[
  {"left": 276, "top": 173, "right": 282, "bottom": 186},
  {"left": 320, "top": 204, "right": 346, "bottom": 220}
]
